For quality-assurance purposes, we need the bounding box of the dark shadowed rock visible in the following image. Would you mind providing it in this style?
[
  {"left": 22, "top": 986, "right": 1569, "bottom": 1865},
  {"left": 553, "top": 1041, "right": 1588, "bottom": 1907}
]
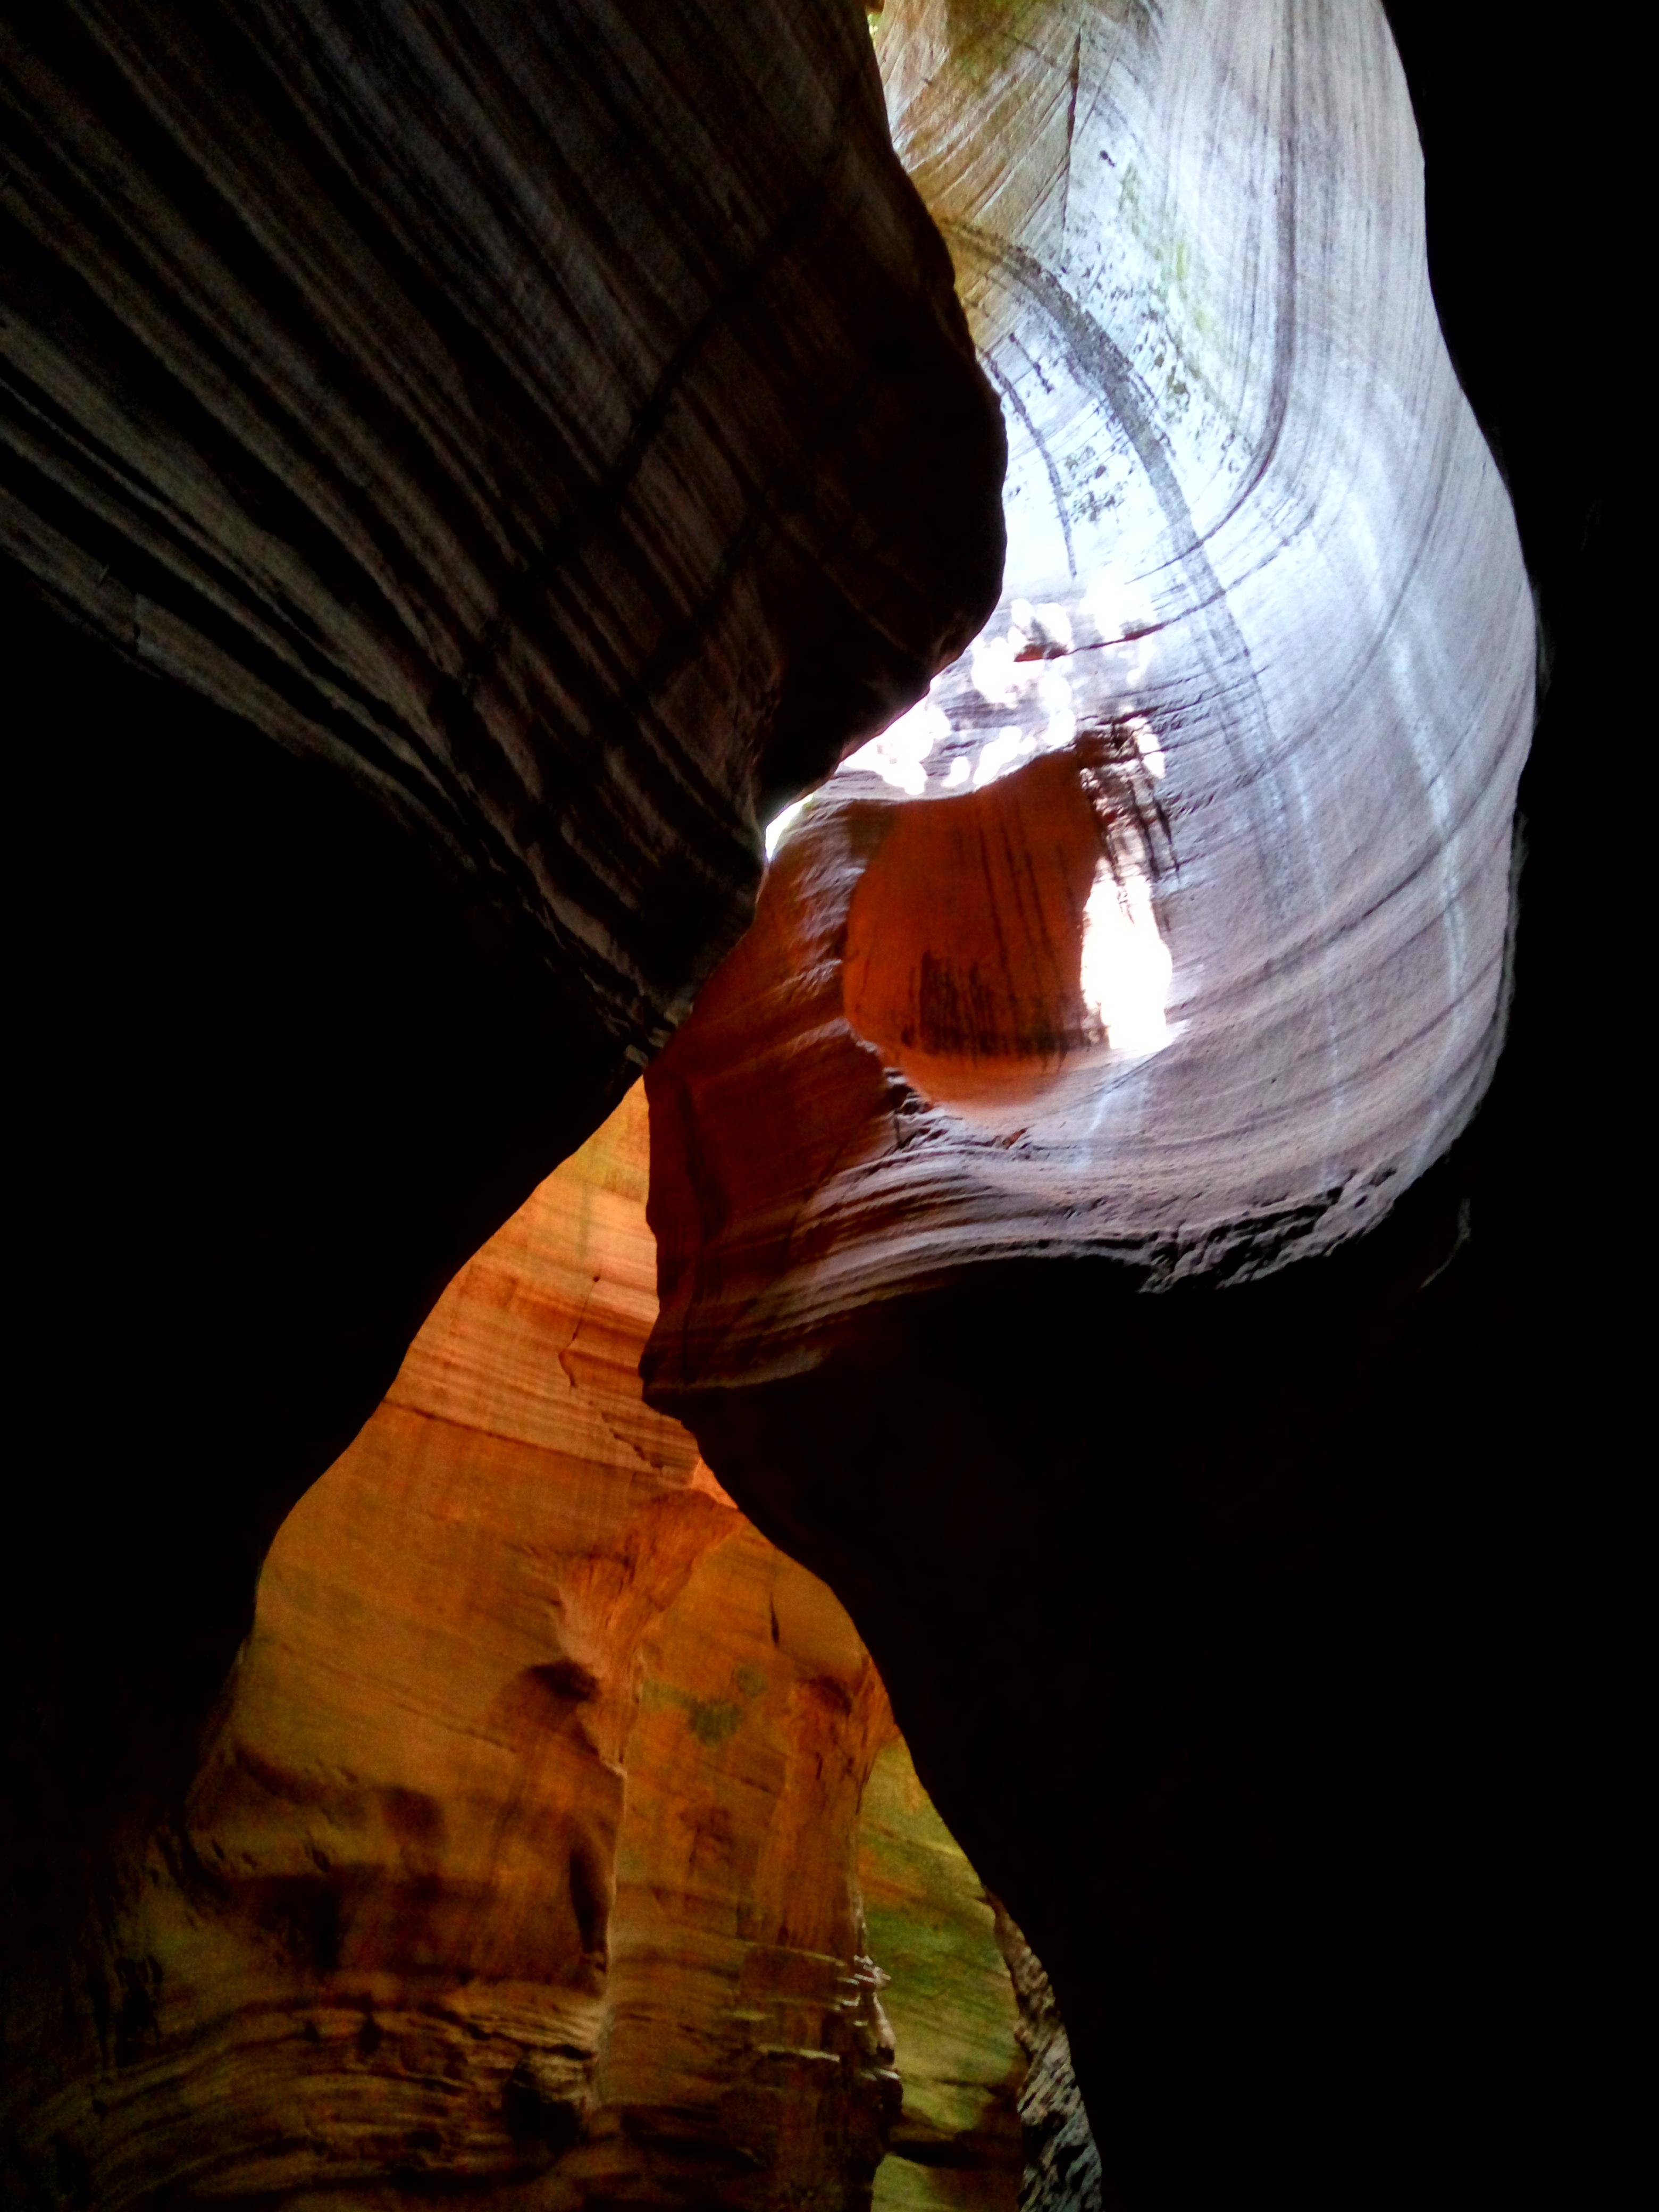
[
  {"left": 0, "top": 0, "right": 1003, "bottom": 2152},
  {"left": 643, "top": 4, "right": 1626, "bottom": 2206},
  {"left": 990, "top": 1905, "right": 1100, "bottom": 2212}
]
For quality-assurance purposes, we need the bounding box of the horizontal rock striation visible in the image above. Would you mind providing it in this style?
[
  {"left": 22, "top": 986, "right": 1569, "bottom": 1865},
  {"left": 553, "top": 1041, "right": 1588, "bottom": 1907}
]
[
  {"left": 6, "top": 1086, "right": 1032, "bottom": 2209},
  {"left": 1, "top": 0, "right": 1004, "bottom": 2091},
  {"left": 3, "top": 0, "right": 1002, "bottom": 1019}
]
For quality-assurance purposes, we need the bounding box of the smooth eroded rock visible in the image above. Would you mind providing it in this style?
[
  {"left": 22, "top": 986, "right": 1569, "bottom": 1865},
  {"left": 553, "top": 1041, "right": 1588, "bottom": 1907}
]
[
  {"left": 7, "top": 1087, "right": 1030, "bottom": 2210},
  {"left": 2, "top": 0, "right": 1004, "bottom": 2061},
  {"left": 640, "top": 7, "right": 1602, "bottom": 2207}
]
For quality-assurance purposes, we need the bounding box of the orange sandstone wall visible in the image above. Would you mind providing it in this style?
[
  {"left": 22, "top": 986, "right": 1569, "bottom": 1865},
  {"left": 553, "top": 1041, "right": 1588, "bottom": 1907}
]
[{"left": 14, "top": 1087, "right": 1022, "bottom": 2209}]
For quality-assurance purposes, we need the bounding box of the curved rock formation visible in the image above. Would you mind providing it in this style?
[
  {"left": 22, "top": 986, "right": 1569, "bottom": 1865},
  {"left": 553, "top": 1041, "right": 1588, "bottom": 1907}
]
[
  {"left": 5, "top": 1086, "right": 1032, "bottom": 2209},
  {"left": 647, "top": 0, "right": 1529, "bottom": 1385},
  {"left": 3, "top": 4, "right": 1626, "bottom": 2206},
  {"left": 2, "top": 0, "right": 1004, "bottom": 2074},
  {"left": 641, "top": 6, "right": 1613, "bottom": 2206}
]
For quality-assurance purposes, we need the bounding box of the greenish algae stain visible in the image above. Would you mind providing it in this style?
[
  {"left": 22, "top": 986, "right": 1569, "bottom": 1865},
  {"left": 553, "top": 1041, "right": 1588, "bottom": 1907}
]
[
  {"left": 682, "top": 1696, "right": 742, "bottom": 1748},
  {"left": 637, "top": 1677, "right": 745, "bottom": 1748}
]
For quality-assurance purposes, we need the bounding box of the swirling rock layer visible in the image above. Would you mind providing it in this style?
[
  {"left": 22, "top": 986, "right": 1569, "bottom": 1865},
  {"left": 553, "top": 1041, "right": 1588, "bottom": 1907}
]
[
  {"left": 648, "top": 0, "right": 1530, "bottom": 1401},
  {"left": 1, "top": 0, "right": 1003, "bottom": 2086},
  {"left": 5, "top": 1087, "right": 1030, "bottom": 2209},
  {"left": 642, "top": 5, "right": 1619, "bottom": 2207}
]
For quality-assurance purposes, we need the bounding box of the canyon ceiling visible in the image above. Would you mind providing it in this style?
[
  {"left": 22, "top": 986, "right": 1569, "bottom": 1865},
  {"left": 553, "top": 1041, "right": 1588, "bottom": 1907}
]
[{"left": 2, "top": 3, "right": 1626, "bottom": 2210}]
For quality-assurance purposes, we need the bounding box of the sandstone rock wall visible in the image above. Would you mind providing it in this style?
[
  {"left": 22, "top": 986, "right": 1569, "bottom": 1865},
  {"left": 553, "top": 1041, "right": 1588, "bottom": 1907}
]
[
  {"left": 2, "top": 0, "right": 1004, "bottom": 2016},
  {"left": 5, "top": 1087, "right": 1028, "bottom": 2210},
  {"left": 3, "top": 0, "right": 1002, "bottom": 1011},
  {"left": 646, "top": 0, "right": 1531, "bottom": 1410},
  {"left": 859, "top": 1741, "right": 1022, "bottom": 2212},
  {"left": 636, "top": 8, "right": 1606, "bottom": 2207},
  {"left": 990, "top": 1907, "right": 1100, "bottom": 2212}
]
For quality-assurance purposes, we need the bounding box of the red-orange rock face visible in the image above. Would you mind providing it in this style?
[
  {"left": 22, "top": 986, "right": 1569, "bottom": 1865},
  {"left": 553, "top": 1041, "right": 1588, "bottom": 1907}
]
[
  {"left": 843, "top": 751, "right": 1119, "bottom": 1093},
  {"left": 645, "top": 734, "right": 1179, "bottom": 1396},
  {"left": 2, "top": 0, "right": 1006, "bottom": 2116},
  {"left": 2, "top": 3, "right": 1623, "bottom": 2206},
  {"left": 7, "top": 1089, "right": 1028, "bottom": 2210}
]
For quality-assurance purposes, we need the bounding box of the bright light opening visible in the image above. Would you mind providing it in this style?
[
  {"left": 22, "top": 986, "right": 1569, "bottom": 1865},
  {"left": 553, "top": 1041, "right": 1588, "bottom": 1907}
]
[
  {"left": 767, "top": 562, "right": 1176, "bottom": 1062},
  {"left": 840, "top": 694, "right": 948, "bottom": 796},
  {"left": 1080, "top": 857, "right": 1172, "bottom": 1057},
  {"left": 764, "top": 798, "right": 807, "bottom": 857}
]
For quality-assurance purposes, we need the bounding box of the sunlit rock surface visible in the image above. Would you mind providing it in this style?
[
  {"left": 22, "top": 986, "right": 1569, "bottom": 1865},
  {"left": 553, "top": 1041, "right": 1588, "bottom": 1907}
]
[
  {"left": 649, "top": 0, "right": 1530, "bottom": 1401},
  {"left": 860, "top": 1742, "right": 1022, "bottom": 2212},
  {"left": 1, "top": 0, "right": 1004, "bottom": 2118},
  {"left": 5, "top": 1088, "right": 1028, "bottom": 2208},
  {"left": 642, "top": 6, "right": 1572, "bottom": 2208}
]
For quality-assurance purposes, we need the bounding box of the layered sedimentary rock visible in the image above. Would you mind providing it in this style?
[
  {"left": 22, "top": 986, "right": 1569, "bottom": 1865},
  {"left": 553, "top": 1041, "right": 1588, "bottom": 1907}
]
[
  {"left": 4, "top": 2, "right": 1623, "bottom": 2205},
  {"left": 859, "top": 1742, "right": 1022, "bottom": 2212},
  {"left": 6, "top": 1087, "right": 1028, "bottom": 2209},
  {"left": 648, "top": 0, "right": 1530, "bottom": 1383},
  {"left": 597, "top": 1509, "right": 900, "bottom": 2210},
  {"left": 1, "top": 0, "right": 1003, "bottom": 2109},
  {"left": 990, "top": 1908, "right": 1100, "bottom": 2212},
  {"left": 641, "top": 6, "right": 1587, "bottom": 2207},
  {"left": 3, "top": 0, "right": 1002, "bottom": 975}
]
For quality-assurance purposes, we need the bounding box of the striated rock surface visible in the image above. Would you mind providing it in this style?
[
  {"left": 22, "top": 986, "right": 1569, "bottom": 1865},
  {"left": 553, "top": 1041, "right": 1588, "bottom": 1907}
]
[
  {"left": 3, "top": 0, "right": 1002, "bottom": 1044},
  {"left": 5, "top": 1085, "right": 1029, "bottom": 2209},
  {"left": 1, "top": 0, "right": 1005, "bottom": 2023},
  {"left": 6, "top": 1087, "right": 713, "bottom": 2201},
  {"left": 593, "top": 1506, "right": 900, "bottom": 2211},
  {"left": 647, "top": 0, "right": 1530, "bottom": 1397},
  {"left": 641, "top": 6, "right": 1612, "bottom": 2207},
  {"left": 990, "top": 1907, "right": 1100, "bottom": 2212},
  {"left": 860, "top": 1741, "right": 1022, "bottom": 2212}
]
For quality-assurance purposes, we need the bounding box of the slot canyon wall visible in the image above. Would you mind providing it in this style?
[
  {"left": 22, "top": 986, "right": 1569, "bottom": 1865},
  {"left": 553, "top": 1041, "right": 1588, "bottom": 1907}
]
[
  {"left": 1, "top": 0, "right": 1004, "bottom": 2108},
  {"left": 3, "top": 1, "right": 1627, "bottom": 2207},
  {"left": 643, "top": 4, "right": 1627, "bottom": 2208},
  {"left": 4, "top": 1087, "right": 1030, "bottom": 2211}
]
